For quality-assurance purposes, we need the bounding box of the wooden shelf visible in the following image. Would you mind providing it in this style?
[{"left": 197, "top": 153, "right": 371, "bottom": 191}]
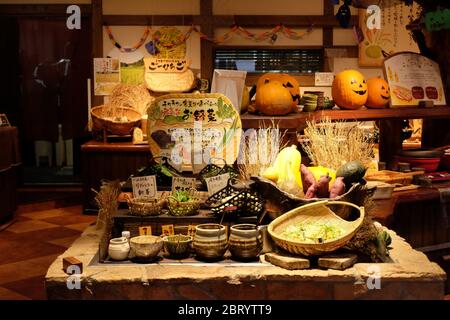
[{"left": 240, "top": 106, "right": 450, "bottom": 130}]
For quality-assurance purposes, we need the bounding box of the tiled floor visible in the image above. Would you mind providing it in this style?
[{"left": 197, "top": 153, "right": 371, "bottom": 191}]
[{"left": 0, "top": 203, "right": 96, "bottom": 300}]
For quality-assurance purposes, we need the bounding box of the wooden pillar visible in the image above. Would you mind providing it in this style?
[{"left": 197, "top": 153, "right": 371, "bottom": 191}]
[
  {"left": 200, "top": 0, "right": 214, "bottom": 85},
  {"left": 322, "top": 0, "right": 334, "bottom": 71},
  {"left": 91, "top": 0, "right": 103, "bottom": 107},
  {"left": 378, "top": 119, "right": 404, "bottom": 168}
]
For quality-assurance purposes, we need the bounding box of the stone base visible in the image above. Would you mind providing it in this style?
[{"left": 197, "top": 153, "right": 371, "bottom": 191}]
[{"left": 45, "top": 226, "right": 447, "bottom": 300}]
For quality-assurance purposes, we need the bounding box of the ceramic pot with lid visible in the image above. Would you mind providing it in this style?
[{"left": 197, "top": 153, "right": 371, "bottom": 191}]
[
  {"left": 229, "top": 224, "right": 263, "bottom": 260},
  {"left": 108, "top": 237, "right": 130, "bottom": 261},
  {"left": 193, "top": 224, "right": 228, "bottom": 261}
]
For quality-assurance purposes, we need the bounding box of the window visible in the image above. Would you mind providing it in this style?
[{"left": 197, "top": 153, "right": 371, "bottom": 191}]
[{"left": 214, "top": 48, "right": 323, "bottom": 74}]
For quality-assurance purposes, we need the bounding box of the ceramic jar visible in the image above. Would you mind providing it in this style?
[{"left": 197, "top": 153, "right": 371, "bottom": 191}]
[
  {"left": 108, "top": 237, "right": 130, "bottom": 261},
  {"left": 229, "top": 224, "right": 263, "bottom": 260},
  {"left": 193, "top": 224, "right": 228, "bottom": 261}
]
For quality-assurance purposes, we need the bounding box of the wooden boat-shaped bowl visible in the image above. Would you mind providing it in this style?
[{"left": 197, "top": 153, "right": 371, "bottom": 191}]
[
  {"left": 268, "top": 200, "right": 365, "bottom": 256},
  {"left": 91, "top": 105, "right": 141, "bottom": 136},
  {"left": 250, "top": 176, "right": 371, "bottom": 220}
]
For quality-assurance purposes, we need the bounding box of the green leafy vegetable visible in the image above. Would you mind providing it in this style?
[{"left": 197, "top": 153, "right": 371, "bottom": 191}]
[{"left": 280, "top": 222, "right": 344, "bottom": 243}]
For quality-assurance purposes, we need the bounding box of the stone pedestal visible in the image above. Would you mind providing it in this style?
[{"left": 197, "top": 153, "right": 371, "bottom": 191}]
[{"left": 45, "top": 226, "right": 446, "bottom": 300}]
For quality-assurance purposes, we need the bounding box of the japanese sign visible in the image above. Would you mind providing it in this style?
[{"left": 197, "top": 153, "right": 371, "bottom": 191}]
[
  {"left": 383, "top": 53, "right": 446, "bottom": 107},
  {"left": 144, "top": 57, "right": 189, "bottom": 73},
  {"left": 172, "top": 177, "right": 196, "bottom": 193},
  {"left": 205, "top": 173, "right": 230, "bottom": 196},
  {"left": 161, "top": 224, "right": 175, "bottom": 237},
  {"left": 93, "top": 58, "right": 120, "bottom": 95},
  {"left": 131, "top": 175, "right": 157, "bottom": 199}
]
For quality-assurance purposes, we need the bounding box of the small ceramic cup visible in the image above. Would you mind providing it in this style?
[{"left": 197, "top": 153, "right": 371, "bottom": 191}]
[
  {"left": 193, "top": 224, "right": 228, "bottom": 261},
  {"left": 229, "top": 224, "right": 263, "bottom": 260},
  {"left": 108, "top": 237, "right": 130, "bottom": 261}
]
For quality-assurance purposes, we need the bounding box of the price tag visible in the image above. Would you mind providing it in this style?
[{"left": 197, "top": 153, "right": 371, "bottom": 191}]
[
  {"left": 139, "top": 226, "right": 152, "bottom": 236},
  {"left": 172, "top": 177, "right": 196, "bottom": 193},
  {"left": 131, "top": 175, "right": 157, "bottom": 199},
  {"left": 161, "top": 224, "right": 175, "bottom": 237},
  {"left": 187, "top": 225, "right": 196, "bottom": 238},
  {"left": 314, "top": 72, "right": 334, "bottom": 86},
  {"left": 205, "top": 173, "right": 230, "bottom": 196}
]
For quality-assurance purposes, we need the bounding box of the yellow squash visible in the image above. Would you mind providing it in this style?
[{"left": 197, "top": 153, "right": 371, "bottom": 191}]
[{"left": 262, "top": 145, "right": 303, "bottom": 192}]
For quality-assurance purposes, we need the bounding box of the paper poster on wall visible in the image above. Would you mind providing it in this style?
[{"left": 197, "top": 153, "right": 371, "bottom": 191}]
[
  {"left": 383, "top": 52, "right": 447, "bottom": 108},
  {"left": 93, "top": 58, "right": 121, "bottom": 95},
  {"left": 358, "top": 1, "right": 420, "bottom": 67}
]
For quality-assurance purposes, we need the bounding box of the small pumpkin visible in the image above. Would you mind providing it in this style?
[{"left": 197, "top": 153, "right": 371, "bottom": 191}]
[
  {"left": 366, "top": 77, "right": 390, "bottom": 108},
  {"left": 255, "top": 73, "right": 299, "bottom": 115},
  {"left": 332, "top": 70, "right": 368, "bottom": 109},
  {"left": 255, "top": 80, "right": 294, "bottom": 115}
]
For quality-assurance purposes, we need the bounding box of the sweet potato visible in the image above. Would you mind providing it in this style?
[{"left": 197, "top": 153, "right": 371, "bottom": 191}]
[
  {"left": 301, "top": 164, "right": 316, "bottom": 191},
  {"left": 305, "top": 182, "right": 318, "bottom": 199},
  {"left": 329, "top": 177, "right": 346, "bottom": 198},
  {"left": 316, "top": 174, "right": 331, "bottom": 198}
]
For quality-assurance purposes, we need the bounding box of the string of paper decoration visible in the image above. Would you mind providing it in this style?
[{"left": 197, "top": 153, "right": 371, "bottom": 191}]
[
  {"left": 105, "top": 24, "right": 315, "bottom": 52},
  {"left": 105, "top": 26, "right": 151, "bottom": 52}
]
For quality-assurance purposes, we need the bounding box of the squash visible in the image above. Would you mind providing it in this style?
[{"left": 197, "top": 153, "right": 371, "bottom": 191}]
[
  {"left": 307, "top": 166, "right": 336, "bottom": 190},
  {"left": 262, "top": 145, "right": 303, "bottom": 193},
  {"left": 332, "top": 70, "right": 368, "bottom": 110},
  {"left": 366, "top": 77, "right": 390, "bottom": 108},
  {"left": 255, "top": 73, "right": 300, "bottom": 115},
  {"left": 255, "top": 80, "right": 294, "bottom": 115},
  {"left": 240, "top": 85, "right": 250, "bottom": 113},
  {"left": 336, "top": 160, "right": 366, "bottom": 185}
]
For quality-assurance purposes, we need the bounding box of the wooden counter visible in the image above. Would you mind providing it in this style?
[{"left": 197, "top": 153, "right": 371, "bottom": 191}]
[{"left": 81, "top": 140, "right": 151, "bottom": 213}]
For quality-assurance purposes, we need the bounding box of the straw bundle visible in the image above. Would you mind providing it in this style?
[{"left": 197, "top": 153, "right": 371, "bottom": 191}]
[
  {"left": 300, "top": 118, "right": 375, "bottom": 170},
  {"left": 109, "top": 83, "right": 154, "bottom": 115}
]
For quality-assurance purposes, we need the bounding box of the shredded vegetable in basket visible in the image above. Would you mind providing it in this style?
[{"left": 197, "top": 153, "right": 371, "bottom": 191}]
[{"left": 280, "top": 222, "right": 344, "bottom": 243}]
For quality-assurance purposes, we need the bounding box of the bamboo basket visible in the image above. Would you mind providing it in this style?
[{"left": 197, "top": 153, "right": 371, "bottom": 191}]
[
  {"left": 91, "top": 105, "right": 141, "bottom": 136},
  {"left": 127, "top": 196, "right": 167, "bottom": 217},
  {"left": 268, "top": 200, "right": 365, "bottom": 256},
  {"left": 167, "top": 190, "right": 203, "bottom": 216}
]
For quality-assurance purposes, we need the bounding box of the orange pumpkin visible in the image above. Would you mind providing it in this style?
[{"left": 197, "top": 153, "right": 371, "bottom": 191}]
[
  {"left": 255, "top": 80, "right": 294, "bottom": 115},
  {"left": 255, "top": 73, "right": 299, "bottom": 115},
  {"left": 366, "top": 77, "right": 390, "bottom": 108},
  {"left": 332, "top": 70, "right": 368, "bottom": 109}
]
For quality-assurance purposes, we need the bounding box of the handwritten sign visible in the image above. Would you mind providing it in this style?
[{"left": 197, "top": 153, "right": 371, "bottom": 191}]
[
  {"left": 314, "top": 72, "right": 334, "bottom": 87},
  {"left": 161, "top": 224, "right": 175, "bottom": 237},
  {"left": 205, "top": 173, "right": 230, "bottom": 196},
  {"left": 172, "top": 177, "right": 196, "bottom": 193},
  {"left": 144, "top": 57, "right": 189, "bottom": 73},
  {"left": 187, "top": 225, "right": 196, "bottom": 238},
  {"left": 131, "top": 175, "right": 157, "bottom": 199},
  {"left": 139, "top": 226, "right": 152, "bottom": 236}
]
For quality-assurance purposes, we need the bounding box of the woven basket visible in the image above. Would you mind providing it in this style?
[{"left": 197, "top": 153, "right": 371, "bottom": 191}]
[
  {"left": 127, "top": 195, "right": 167, "bottom": 217},
  {"left": 268, "top": 200, "right": 364, "bottom": 256},
  {"left": 167, "top": 190, "right": 202, "bottom": 216},
  {"left": 91, "top": 105, "right": 141, "bottom": 136}
]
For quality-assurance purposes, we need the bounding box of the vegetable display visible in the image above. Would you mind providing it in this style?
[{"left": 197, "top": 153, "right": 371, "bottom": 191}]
[{"left": 280, "top": 221, "right": 344, "bottom": 243}]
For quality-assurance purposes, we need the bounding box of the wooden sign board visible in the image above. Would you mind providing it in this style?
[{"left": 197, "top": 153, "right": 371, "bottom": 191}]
[
  {"left": 383, "top": 52, "right": 447, "bottom": 108},
  {"left": 144, "top": 57, "right": 189, "bottom": 73}
]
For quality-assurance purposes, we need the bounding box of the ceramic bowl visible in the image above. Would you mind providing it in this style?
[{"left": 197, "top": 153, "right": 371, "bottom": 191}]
[
  {"left": 163, "top": 234, "right": 193, "bottom": 259},
  {"left": 129, "top": 235, "right": 163, "bottom": 260},
  {"left": 193, "top": 224, "right": 228, "bottom": 261}
]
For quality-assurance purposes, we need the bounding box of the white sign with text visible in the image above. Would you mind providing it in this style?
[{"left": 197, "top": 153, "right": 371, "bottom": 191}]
[
  {"left": 205, "top": 173, "right": 230, "bottom": 196},
  {"left": 131, "top": 175, "right": 157, "bottom": 199}
]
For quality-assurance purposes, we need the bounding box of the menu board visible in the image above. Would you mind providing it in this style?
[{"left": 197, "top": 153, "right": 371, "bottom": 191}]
[
  {"left": 358, "top": 1, "right": 420, "bottom": 67},
  {"left": 383, "top": 52, "right": 446, "bottom": 108},
  {"left": 93, "top": 58, "right": 121, "bottom": 95}
]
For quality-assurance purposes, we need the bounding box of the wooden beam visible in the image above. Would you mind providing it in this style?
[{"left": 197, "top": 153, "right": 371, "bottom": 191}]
[
  {"left": 200, "top": 0, "right": 214, "bottom": 83},
  {"left": 102, "top": 14, "right": 358, "bottom": 28},
  {"left": 91, "top": 0, "right": 103, "bottom": 107},
  {"left": 0, "top": 4, "right": 91, "bottom": 16}
]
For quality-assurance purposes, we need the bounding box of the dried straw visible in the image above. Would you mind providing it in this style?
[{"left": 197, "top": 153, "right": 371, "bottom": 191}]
[
  {"left": 300, "top": 118, "right": 374, "bottom": 170},
  {"left": 108, "top": 83, "right": 154, "bottom": 116},
  {"left": 92, "top": 180, "right": 121, "bottom": 230},
  {"left": 237, "top": 120, "right": 287, "bottom": 181}
]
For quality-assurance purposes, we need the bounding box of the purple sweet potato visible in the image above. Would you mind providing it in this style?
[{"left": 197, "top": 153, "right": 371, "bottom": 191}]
[
  {"left": 329, "top": 177, "right": 346, "bottom": 198},
  {"left": 305, "top": 182, "right": 318, "bottom": 199},
  {"left": 301, "top": 164, "right": 316, "bottom": 192},
  {"left": 316, "top": 174, "right": 331, "bottom": 198}
]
